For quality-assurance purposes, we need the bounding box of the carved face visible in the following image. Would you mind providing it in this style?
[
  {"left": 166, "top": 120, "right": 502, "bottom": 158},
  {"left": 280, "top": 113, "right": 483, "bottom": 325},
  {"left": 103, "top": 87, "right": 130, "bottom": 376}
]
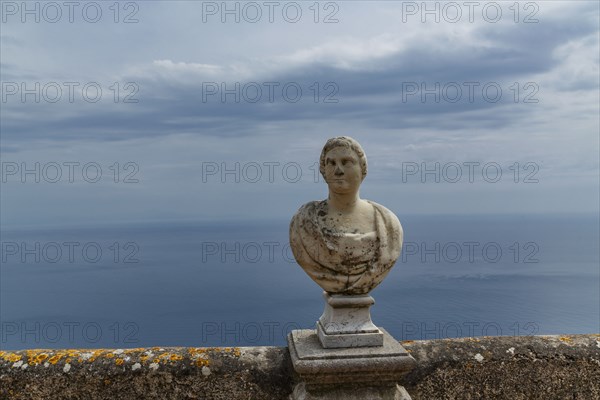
[{"left": 324, "top": 146, "right": 362, "bottom": 194}]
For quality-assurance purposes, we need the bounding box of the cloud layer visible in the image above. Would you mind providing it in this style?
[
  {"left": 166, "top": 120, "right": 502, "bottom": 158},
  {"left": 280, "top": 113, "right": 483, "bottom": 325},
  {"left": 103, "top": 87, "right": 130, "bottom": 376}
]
[{"left": 1, "top": 1, "right": 598, "bottom": 226}]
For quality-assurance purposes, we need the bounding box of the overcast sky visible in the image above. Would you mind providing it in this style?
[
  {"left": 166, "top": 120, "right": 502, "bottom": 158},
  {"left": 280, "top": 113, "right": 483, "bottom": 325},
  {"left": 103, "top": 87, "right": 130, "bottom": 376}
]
[{"left": 1, "top": 1, "right": 598, "bottom": 227}]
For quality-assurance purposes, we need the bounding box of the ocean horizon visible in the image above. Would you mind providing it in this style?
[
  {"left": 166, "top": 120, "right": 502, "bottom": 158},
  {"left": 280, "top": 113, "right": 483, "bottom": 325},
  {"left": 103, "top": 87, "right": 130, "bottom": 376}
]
[{"left": 1, "top": 213, "right": 598, "bottom": 349}]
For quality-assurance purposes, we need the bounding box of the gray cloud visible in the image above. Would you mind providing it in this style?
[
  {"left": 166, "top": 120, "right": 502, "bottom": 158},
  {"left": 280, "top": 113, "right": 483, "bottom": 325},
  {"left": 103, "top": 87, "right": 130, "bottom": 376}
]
[{"left": 1, "top": 1, "right": 598, "bottom": 225}]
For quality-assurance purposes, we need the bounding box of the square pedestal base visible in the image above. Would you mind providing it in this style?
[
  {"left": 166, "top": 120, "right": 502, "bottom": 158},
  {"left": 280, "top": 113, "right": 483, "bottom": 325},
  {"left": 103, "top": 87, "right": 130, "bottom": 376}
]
[
  {"left": 288, "top": 329, "right": 415, "bottom": 400},
  {"left": 317, "top": 320, "right": 383, "bottom": 348},
  {"left": 317, "top": 292, "right": 383, "bottom": 348}
]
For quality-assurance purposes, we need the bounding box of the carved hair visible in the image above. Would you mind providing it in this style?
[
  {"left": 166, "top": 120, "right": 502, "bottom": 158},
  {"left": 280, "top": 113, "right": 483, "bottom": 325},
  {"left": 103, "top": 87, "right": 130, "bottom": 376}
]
[{"left": 319, "top": 136, "right": 368, "bottom": 180}]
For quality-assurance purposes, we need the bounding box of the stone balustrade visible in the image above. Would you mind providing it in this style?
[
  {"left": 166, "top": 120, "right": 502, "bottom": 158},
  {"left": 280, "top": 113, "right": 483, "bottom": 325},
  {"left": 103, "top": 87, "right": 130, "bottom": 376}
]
[{"left": 1, "top": 334, "right": 598, "bottom": 399}]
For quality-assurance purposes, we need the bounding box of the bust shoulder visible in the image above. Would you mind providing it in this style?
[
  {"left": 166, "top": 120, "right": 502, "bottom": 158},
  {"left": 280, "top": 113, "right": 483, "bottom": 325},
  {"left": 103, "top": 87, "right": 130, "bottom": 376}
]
[
  {"left": 364, "top": 200, "right": 403, "bottom": 239},
  {"left": 291, "top": 200, "right": 326, "bottom": 222}
]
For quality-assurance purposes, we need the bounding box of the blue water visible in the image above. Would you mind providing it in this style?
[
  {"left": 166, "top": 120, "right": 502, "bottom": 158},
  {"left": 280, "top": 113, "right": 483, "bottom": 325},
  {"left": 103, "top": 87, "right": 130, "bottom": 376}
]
[{"left": 1, "top": 214, "right": 598, "bottom": 349}]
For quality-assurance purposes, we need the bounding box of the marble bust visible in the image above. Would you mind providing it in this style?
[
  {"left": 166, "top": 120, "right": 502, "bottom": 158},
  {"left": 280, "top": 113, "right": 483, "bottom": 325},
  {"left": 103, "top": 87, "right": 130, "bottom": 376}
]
[
  {"left": 287, "top": 137, "right": 413, "bottom": 395},
  {"left": 289, "top": 136, "right": 403, "bottom": 296}
]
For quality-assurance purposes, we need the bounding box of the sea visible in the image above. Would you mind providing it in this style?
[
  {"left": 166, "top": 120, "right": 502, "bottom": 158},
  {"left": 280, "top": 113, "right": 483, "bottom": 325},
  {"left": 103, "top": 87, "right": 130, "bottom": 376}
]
[{"left": 1, "top": 213, "right": 598, "bottom": 350}]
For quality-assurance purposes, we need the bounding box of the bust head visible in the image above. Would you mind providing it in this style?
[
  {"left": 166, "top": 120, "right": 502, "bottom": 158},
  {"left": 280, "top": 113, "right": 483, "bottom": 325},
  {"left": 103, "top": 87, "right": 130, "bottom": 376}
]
[{"left": 319, "top": 136, "right": 368, "bottom": 182}]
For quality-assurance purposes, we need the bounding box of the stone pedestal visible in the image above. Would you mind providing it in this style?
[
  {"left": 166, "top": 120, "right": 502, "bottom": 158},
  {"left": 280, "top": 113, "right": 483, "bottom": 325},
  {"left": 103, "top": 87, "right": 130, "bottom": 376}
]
[
  {"left": 288, "top": 329, "right": 415, "bottom": 400},
  {"left": 317, "top": 292, "right": 383, "bottom": 348}
]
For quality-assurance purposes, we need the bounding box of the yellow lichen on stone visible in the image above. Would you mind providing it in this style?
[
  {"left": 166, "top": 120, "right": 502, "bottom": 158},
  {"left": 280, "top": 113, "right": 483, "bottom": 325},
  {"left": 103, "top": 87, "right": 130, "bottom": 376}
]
[
  {"left": 124, "top": 348, "right": 144, "bottom": 354},
  {"left": 3, "top": 353, "right": 22, "bottom": 363},
  {"left": 88, "top": 350, "right": 104, "bottom": 363},
  {"left": 188, "top": 348, "right": 209, "bottom": 360},
  {"left": 155, "top": 352, "right": 184, "bottom": 363},
  {"left": 26, "top": 350, "right": 39, "bottom": 366},
  {"left": 188, "top": 348, "right": 212, "bottom": 367},
  {"left": 195, "top": 358, "right": 209, "bottom": 367},
  {"left": 48, "top": 354, "right": 63, "bottom": 365},
  {"left": 47, "top": 350, "right": 72, "bottom": 364},
  {"left": 188, "top": 348, "right": 208, "bottom": 356},
  {"left": 34, "top": 353, "right": 49, "bottom": 365},
  {"left": 559, "top": 336, "right": 573, "bottom": 344},
  {"left": 115, "top": 359, "right": 124, "bottom": 366},
  {"left": 28, "top": 351, "right": 52, "bottom": 365},
  {"left": 221, "top": 347, "right": 241, "bottom": 357}
]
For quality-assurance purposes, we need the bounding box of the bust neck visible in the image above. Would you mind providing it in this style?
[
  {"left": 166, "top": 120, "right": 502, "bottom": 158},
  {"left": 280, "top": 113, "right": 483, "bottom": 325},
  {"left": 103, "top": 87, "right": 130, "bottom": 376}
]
[{"left": 327, "top": 191, "right": 360, "bottom": 214}]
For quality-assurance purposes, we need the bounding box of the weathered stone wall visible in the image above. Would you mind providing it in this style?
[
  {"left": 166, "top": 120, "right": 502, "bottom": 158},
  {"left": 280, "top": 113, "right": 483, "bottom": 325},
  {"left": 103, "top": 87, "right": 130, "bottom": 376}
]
[
  {"left": 402, "top": 334, "right": 600, "bottom": 400},
  {"left": 1, "top": 334, "right": 598, "bottom": 399},
  {"left": 0, "top": 347, "right": 294, "bottom": 399}
]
